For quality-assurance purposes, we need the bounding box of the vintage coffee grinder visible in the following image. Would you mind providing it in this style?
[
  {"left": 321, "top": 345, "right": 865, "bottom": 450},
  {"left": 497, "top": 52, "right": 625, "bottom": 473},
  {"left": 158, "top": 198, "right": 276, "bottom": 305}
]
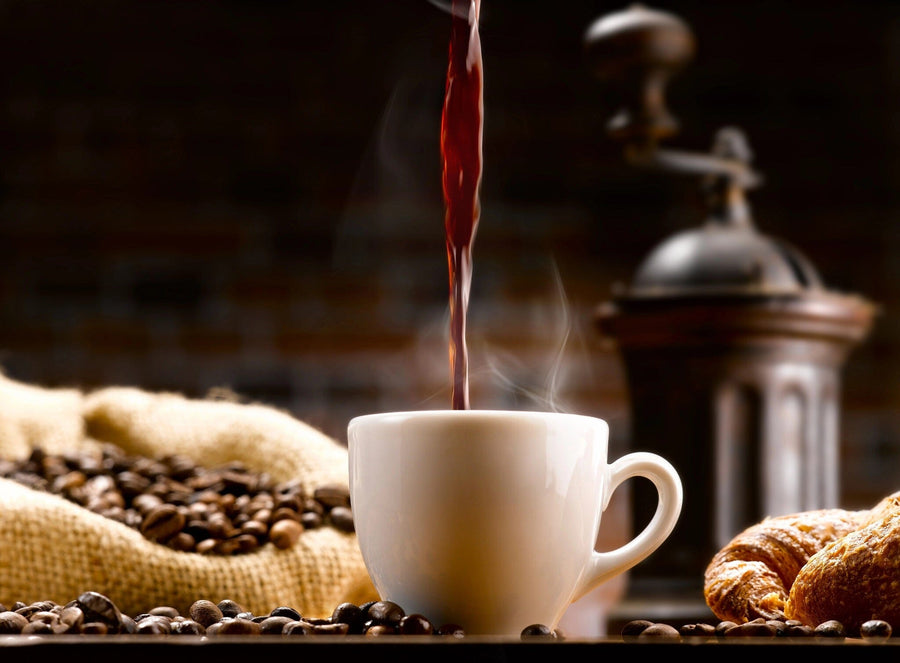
[{"left": 585, "top": 4, "right": 878, "bottom": 626}]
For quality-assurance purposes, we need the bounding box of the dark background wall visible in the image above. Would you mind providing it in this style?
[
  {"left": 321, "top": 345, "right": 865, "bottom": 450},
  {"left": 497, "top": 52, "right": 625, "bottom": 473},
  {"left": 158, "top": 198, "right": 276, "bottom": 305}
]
[{"left": 0, "top": 0, "right": 898, "bottom": 510}]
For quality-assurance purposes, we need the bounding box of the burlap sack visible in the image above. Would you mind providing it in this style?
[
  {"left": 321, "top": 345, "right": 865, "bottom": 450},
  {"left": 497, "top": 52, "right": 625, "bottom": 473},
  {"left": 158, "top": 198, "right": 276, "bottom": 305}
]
[{"left": 0, "top": 373, "right": 377, "bottom": 618}]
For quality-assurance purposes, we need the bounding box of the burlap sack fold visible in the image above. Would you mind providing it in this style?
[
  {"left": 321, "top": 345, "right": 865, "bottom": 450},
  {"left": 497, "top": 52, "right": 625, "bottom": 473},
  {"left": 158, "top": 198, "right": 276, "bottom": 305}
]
[{"left": 0, "top": 373, "right": 378, "bottom": 618}]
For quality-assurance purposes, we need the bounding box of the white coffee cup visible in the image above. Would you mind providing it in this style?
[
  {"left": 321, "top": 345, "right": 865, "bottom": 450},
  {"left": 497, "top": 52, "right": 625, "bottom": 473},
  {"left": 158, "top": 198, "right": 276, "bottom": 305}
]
[{"left": 347, "top": 409, "right": 682, "bottom": 636}]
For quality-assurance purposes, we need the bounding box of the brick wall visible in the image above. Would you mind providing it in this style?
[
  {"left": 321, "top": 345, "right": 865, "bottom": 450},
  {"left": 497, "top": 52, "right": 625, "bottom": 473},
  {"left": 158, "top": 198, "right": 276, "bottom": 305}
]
[{"left": 0, "top": 0, "right": 898, "bottom": 513}]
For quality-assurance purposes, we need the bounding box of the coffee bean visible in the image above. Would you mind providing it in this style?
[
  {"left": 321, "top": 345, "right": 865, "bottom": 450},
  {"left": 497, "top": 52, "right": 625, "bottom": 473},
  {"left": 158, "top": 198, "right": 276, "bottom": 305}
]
[
  {"left": 724, "top": 622, "right": 776, "bottom": 637},
  {"left": 679, "top": 622, "right": 716, "bottom": 636},
  {"left": 149, "top": 606, "right": 180, "bottom": 619},
  {"left": 329, "top": 506, "right": 355, "bottom": 532},
  {"left": 269, "top": 518, "right": 303, "bottom": 549},
  {"left": 765, "top": 619, "right": 787, "bottom": 635},
  {"left": 216, "top": 617, "right": 260, "bottom": 635},
  {"left": 217, "top": 599, "right": 243, "bottom": 618},
  {"left": 783, "top": 623, "right": 815, "bottom": 637},
  {"left": 437, "top": 623, "right": 466, "bottom": 637},
  {"left": 365, "top": 623, "right": 397, "bottom": 636},
  {"left": 621, "top": 619, "right": 654, "bottom": 636},
  {"left": 189, "top": 599, "right": 222, "bottom": 627},
  {"left": 81, "top": 622, "right": 109, "bottom": 635},
  {"left": 21, "top": 620, "right": 54, "bottom": 634},
  {"left": 135, "top": 615, "right": 172, "bottom": 635},
  {"left": 861, "top": 619, "right": 892, "bottom": 640},
  {"left": 521, "top": 623, "right": 556, "bottom": 639},
  {"left": 313, "top": 484, "right": 351, "bottom": 509},
  {"left": 57, "top": 606, "right": 84, "bottom": 633},
  {"left": 170, "top": 619, "right": 205, "bottom": 635},
  {"left": 714, "top": 620, "right": 738, "bottom": 636},
  {"left": 283, "top": 620, "right": 315, "bottom": 636},
  {"left": 331, "top": 602, "right": 364, "bottom": 633},
  {"left": 76, "top": 591, "right": 124, "bottom": 632},
  {"left": 259, "top": 616, "right": 294, "bottom": 635},
  {"left": 366, "top": 600, "right": 405, "bottom": 627},
  {"left": 814, "top": 620, "right": 846, "bottom": 638},
  {"left": 310, "top": 622, "right": 351, "bottom": 635},
  {"left": 399, "top": 614, "right": 435, "bottom": 635},
  {"left": 638, "top": 623, "right": 681, "bottom": 638},
  {"left": 0, "top": 611, "right": 28, "bottom": 634},
  {"left": 270, "top": 605, "right": 302, "bottom": 621}
]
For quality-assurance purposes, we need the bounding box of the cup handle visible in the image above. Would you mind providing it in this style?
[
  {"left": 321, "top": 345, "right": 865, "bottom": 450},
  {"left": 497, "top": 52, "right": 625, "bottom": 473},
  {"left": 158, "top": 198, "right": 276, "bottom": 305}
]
[{"left": 571, "top": 451, "right": 683, "bottom": 603}]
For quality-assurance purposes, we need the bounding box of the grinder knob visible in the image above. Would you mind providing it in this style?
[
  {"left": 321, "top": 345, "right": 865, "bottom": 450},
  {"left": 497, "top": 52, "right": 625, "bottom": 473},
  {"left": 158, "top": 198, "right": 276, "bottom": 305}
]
[{"left": 584, "top": 3, "right": 695, "bottom": 144}]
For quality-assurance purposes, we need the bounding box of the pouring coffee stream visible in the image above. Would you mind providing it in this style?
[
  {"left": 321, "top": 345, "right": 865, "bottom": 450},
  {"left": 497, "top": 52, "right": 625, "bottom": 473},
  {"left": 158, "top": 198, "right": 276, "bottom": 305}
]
[{"left": 442, "top": 0, "right": 483, "bottom": 411}]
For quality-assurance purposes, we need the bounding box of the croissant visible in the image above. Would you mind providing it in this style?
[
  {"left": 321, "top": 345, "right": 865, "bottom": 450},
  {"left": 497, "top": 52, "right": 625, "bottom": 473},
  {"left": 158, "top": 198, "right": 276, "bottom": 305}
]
[
  {"left": 703, "top": 492, "right": 900, "bottom": 626},
  {"left": 786, "top": 492, "right": 900, "bottom": 635}
]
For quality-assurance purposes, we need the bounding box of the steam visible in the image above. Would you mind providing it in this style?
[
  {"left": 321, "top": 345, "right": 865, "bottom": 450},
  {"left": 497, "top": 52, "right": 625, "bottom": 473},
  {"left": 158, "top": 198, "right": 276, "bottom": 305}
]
[{"left": 477, "top": 260, "right": 581, "bottom": 413}]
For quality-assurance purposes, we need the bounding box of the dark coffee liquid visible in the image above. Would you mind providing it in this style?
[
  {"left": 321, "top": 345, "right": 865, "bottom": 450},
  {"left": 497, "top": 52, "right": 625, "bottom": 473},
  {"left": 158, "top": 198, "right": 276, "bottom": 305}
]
[{"left": 441, "top": 0, "right": 483, "bottom": 410}]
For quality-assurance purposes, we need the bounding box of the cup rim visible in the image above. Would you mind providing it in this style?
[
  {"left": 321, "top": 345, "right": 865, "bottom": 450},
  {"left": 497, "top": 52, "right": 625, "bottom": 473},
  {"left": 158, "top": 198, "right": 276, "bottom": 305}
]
[{"left": 348, "top": 409, "right": 609, "bottom": 428}]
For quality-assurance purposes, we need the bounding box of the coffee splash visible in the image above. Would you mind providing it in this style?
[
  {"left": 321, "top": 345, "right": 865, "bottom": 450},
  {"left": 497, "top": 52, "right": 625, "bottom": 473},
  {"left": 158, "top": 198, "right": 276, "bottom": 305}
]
[{"left": 441, "top": 0, "right": 483, "bottom": 410}]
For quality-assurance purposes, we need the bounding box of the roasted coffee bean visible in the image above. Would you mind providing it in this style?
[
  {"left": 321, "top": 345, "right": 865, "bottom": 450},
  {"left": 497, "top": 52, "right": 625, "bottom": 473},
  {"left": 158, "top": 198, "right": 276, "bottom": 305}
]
[
  {"left": 638, "top": 623, "right": 681, "bottom": 638},
  {"left": 437, "top": 623, "right": 466, "bottom": 637},
  {"left": 76, "top": 591, "right": 123, "bottom": 632},
  {"left": 300, "top": 511, "right": 323, "bottom": 529},
  {"left": 270, "top": 605, "right": 302, "bottom": 621},
  {"left": 283, "top": 620, "right": 315, "bottom": 636},
  {"left": 21, "top": 620, "right": 54, "bottom": 634},
  {"left": 861, "top": 619, "right": 892, "bottom": 640},
  {"left": 310, "top": 622, "right": 350, "bottom": 635},
  {"left": 783, "top": 623, "right": 815, "bottom": 637},
  {"left": 81, "top": 622, "right": 108, "bottom": 635},
  {"left": 399, "top": 614, "right": 434, "bottom": 635},
  {"left": 29, "top": 610, "right": 59, "bottom": 625},
  {"left": 57, "top": 606, "right": 85, "bottom": 633},
  {"left": 521, "top": 623, "right": 556, "bottom": 639},
  {"left": 215, "top": 617, "right": 260, "bottom": 635},
  {"left": 365, "top": 623, "right": 397, "bottom": 636},
  {"left": 814, "top": 620, "right": 846, "bottom": 638},
  {"left": 331, "top": 602, "right": 364, "bottom": 633},
  {"left": 170, "top": 619, "right": 205, "bottom": 635},
  {"left": 765, "top": 619, "right": 787, "bottom": 635},
  {"left": 217, "top": 599, "right": 243, "bottom": 618},
  {"left": 329, "top": 506, "right": 355, "bottom": 532},
  {"left": 366, "top": 600, "right": 405, "bottom": 627},
  {"left": 259, "top": 616, "right": 294, "bottom": 635},
  {"left": 714, "top": 620, "right": 738, "bottom": 636},
  {"left": 189, "top": 599, "right": 223, "bottom": 627},
  {"left": 679, "top": 622, "right": 716, "bottom": 636},
  {"left": 313, "top": 484, "right": 351, "bottom": 509},
  {"left": 149, "top": 606, "right": 180, "bottom": 619},
  {"left": 724, "top": 622, "right": 776, "bottom": 637},
  {"left": 269, "top": 518, "right": 303, "bottom": 549},
  {"left": 135, "top": 615, "right": 172, "bottom": 635},
  {"left": 621, "top": 619, "right": 654, "bottom": 636},
  {"left": 204, "top": 621, "right": 223, "bottom": 636},
  {"left": 0, "top": 611, "right": 27, "bottom": 634}
]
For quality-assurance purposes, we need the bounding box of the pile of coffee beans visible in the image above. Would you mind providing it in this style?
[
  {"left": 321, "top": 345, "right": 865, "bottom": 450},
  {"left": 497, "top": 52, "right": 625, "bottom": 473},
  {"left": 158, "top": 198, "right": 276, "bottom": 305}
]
[
  {"left": 0, "top": 592, "right": 441, "bottom": 636},
  {"left": 0, "top": 445, "right": 354, "bottom": 554},
  {"left": 622, "top": 617, "right": 895, "bottom": 641},
  {"left": 0, "top": 592, "right": 567, "bottom": 640}
]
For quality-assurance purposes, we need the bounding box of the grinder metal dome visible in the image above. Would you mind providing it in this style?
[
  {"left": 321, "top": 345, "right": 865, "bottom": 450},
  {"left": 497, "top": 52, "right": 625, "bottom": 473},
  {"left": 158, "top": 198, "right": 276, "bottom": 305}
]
[{"left": 627, "top": 221, "right": 824, "bottom": 297}]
